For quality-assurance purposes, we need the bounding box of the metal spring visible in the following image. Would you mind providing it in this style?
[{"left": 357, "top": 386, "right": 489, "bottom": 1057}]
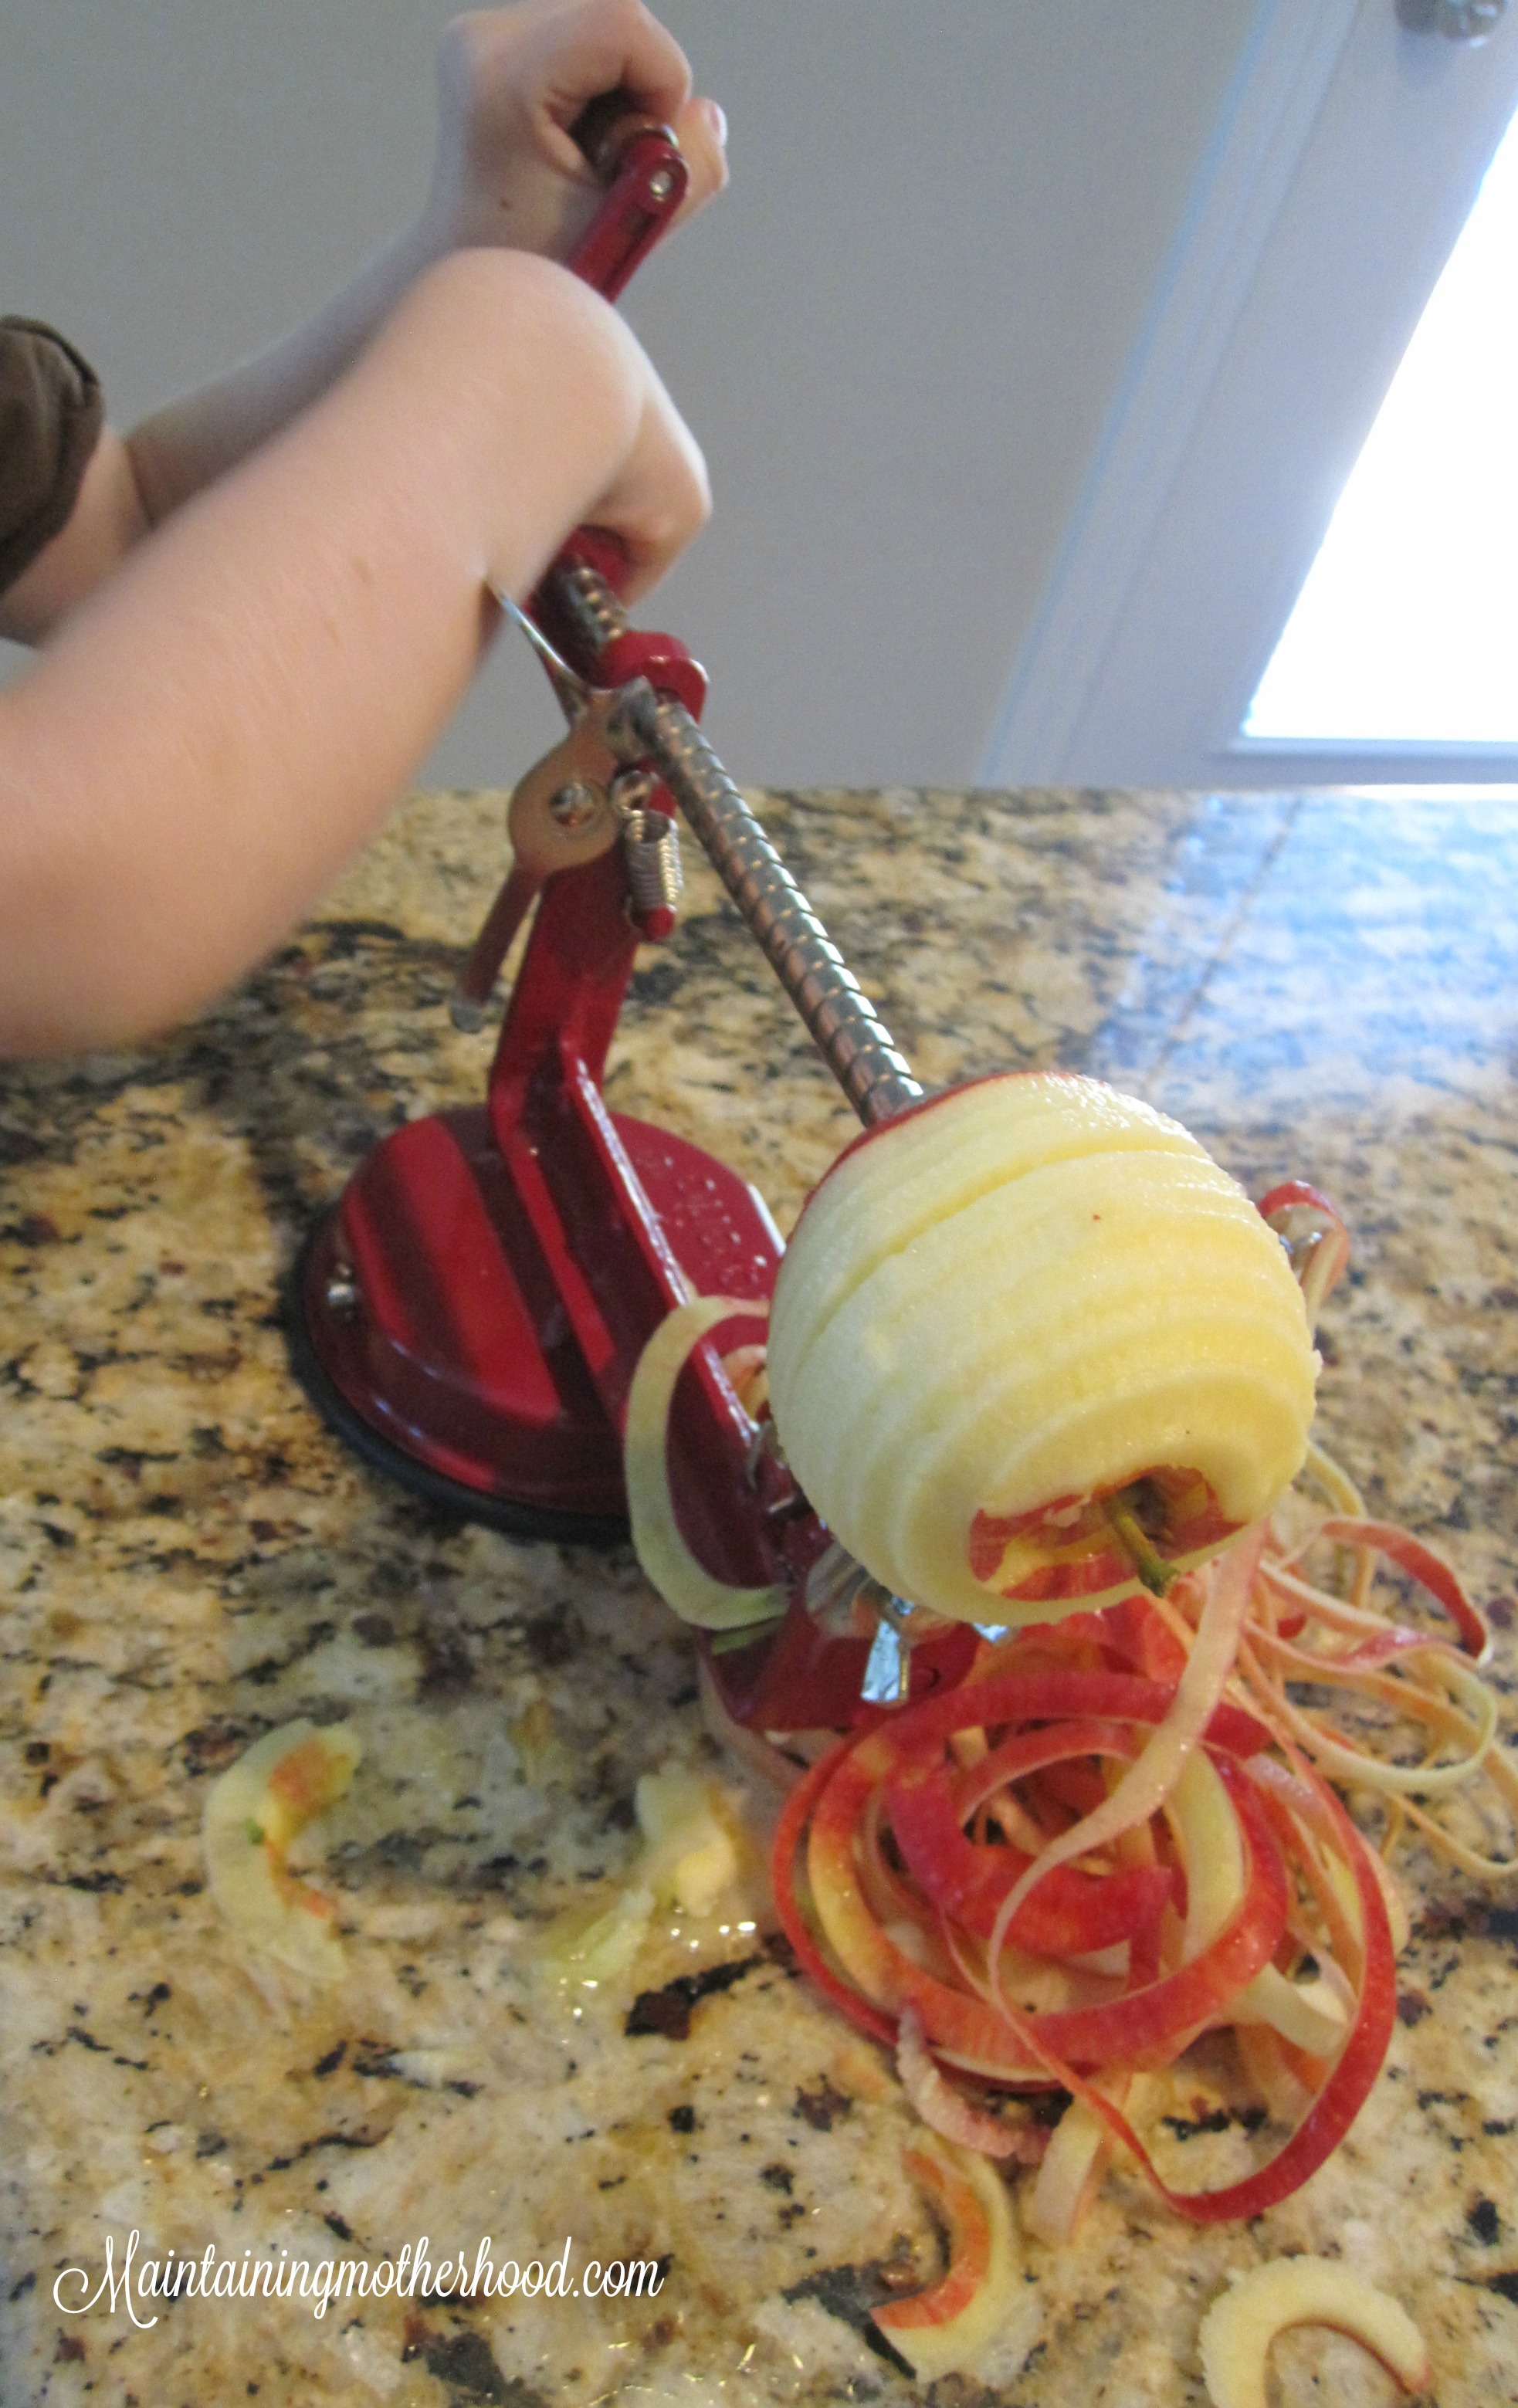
[{"left": 621, "top": 809, "right": 683, "bottom": 914}]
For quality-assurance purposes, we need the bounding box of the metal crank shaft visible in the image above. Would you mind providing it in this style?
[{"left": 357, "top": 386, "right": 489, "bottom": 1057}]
[{"left": 552, "top": 567, "right": 923, "bottom": 1126}]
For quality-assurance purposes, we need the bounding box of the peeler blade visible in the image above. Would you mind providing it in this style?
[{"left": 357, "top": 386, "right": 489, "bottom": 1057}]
[{"left": 496, "top": 588, "right": 598, "bottom": 726}]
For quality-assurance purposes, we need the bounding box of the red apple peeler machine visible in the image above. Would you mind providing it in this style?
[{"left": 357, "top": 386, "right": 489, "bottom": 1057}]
[{"left": 290, "top": 112, "right": 981, "bottom": 1732}]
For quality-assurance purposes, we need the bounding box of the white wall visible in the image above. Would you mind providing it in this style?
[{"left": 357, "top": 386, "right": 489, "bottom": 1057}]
[{"left": 2, "top": 0, "right": 1259, "bottom": 791}]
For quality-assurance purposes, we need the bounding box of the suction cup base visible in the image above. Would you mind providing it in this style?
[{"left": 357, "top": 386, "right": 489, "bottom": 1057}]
[
  {"left": 285, "top": 1219, "right": 628, "bottom": 1543},
  {"left": 288, "top": 1102, "right": 782, "bottom": 1545}
]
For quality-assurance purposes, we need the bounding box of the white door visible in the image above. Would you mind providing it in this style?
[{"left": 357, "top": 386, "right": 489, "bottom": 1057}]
[{"left": 984, "top": 0, "right": 1518, "bottom": 791}]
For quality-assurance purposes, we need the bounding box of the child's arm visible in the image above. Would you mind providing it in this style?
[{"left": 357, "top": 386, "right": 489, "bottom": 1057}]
[
  {"left": 0, "top": 251, "right": 707, "bottom": 1058},
  {"left": 0, "top": 0, "right": 725, "bottom": 641}
]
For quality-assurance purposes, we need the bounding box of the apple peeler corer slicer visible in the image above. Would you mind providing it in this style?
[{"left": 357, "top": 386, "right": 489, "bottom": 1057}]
[{"left": 289, "top": 115, "right": 981, "bottom": 1732}]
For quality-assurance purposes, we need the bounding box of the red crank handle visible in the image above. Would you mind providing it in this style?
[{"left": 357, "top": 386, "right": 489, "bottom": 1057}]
[
  {"left": 450, "top": 862, "right": 542, "bottom": 1031},
  {"left": 566, "top": 101, "right": 689, "bottom": 302},
  {"left": 510, "top": 109, "right": 690, "bottom": 632}
]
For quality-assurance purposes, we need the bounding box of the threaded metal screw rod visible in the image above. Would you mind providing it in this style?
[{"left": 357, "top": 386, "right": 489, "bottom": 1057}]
[
  {"left": 612, "top": 682, "right": 923, "bottom": 1126},
  {"left": 540, "top": 562, "right": 923, "bottom": 1124}
]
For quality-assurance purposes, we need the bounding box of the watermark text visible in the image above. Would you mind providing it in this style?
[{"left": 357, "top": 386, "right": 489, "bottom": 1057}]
[{"left": 53, "top": 2230, "right": 663, "bottom": 2327}]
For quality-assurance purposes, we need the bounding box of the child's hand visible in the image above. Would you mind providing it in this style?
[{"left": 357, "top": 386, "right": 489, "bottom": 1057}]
[
  {"left": 423, "top": 1, "right": 728, "bottom": 266},
  {"left": 19, "top": 0, "right": 723, "bottom": 617}
]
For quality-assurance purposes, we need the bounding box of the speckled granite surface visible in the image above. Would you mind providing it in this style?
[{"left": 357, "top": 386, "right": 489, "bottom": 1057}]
[{"left": 2, "top": 784, "right": 1516, "bottom": 2407}]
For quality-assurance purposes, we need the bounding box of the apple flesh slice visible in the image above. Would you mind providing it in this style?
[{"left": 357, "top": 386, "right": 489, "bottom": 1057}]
[
  {"left": 1199, "top": 2257, "right": 1432, "bottom": 2408},
  {"left": 872, "top": 2134, "right": 1025, "bottom": 2381},
  {"left": 625, "top": 1295, "right": 785, "bottom": 1631},
  {"left": 767, "top": 1072, "right": 1316, "bottom": 1626},
  {"left": 203, "top": 1720, "right": 362, "bottom": 1981}
]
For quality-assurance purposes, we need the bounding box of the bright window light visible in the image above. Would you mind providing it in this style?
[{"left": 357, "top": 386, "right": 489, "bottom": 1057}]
[{"left": 1245, "top": 100, "right": 1518, "bottom": 743}]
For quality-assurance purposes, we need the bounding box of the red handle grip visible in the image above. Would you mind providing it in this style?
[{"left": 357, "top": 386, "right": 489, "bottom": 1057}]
[
  {"left": 516, "top": 111, "right": 689, "bottom": 629},
  {"left": 566, "top": 113, "right": 689, "bottom": 302}
]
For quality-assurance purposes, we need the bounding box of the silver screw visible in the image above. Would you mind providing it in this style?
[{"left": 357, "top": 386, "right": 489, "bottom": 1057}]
[
  {"left": 324, "top": 1270, "right": 360, "bottom": 1319},
  {"left": 646, "top": 168, "right": 676, "bottom": 204},
  {"left": 608, "top": 767, "right": 656, "bottom": 819},
  {"left": 548, "top": 781, "right": 603, "bottom": 832}
]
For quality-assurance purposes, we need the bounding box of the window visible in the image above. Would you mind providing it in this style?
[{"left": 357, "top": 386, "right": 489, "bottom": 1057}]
[
  {"left": 1247, "top": 98, "right": 1518, "bottom": 746},
  {"left": 985, "top": 0, "right": 1518, "bottom": 791}
]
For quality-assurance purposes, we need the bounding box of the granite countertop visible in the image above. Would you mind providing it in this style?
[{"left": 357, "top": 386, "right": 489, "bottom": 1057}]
[{"left": 2, "top": 782, "right": 1516, "bottom": 2408}]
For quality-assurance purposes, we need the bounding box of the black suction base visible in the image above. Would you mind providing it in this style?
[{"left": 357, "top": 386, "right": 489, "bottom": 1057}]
[{"left": 283, "top": 1215, "right": 630, "bottom": 1549}]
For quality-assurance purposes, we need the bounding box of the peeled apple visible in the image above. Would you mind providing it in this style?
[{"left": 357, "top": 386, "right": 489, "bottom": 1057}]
[{"left": 766, "top": 1072, "right": 1316, "bottom": 1624}]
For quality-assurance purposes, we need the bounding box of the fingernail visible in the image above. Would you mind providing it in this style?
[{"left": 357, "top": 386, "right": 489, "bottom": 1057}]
[{"left": 703, "top": 97, "right": 727, "bottom": 150}]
